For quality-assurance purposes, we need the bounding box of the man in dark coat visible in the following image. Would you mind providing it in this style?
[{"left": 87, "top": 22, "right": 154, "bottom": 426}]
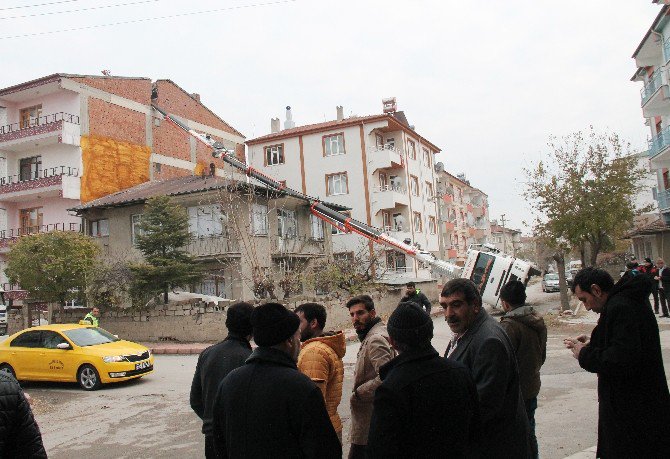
[
  {"left": 367, "top": 302, "right": 480, "bottom": 458},
  {"left": 656, "top": 258, "right": 670, "bottom": 317},
  {"left": 566, "top": 267, "right": 670, "bottom": 458},
  {"left": 212, "top": 302, "right": 341, "bottom": 458},
  {"left": 499, "top": 281, "right": 547, "bottom": 459},
  {"left": 190, "top": 301, "right": 254, "bottom": 458},
  {"left": 0, "top": 372, "right": 47, "bottom": 458},
  {"left": 400, "top": 281, "right": 432, "bottom": 314},
  {"left": 441, "top": 278, "right": 530, "bottom": 458}
]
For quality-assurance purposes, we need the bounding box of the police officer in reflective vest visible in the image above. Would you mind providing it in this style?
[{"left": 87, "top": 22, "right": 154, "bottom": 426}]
[{"left": 82, "top": 307, "right": 100, "bottom": 327}]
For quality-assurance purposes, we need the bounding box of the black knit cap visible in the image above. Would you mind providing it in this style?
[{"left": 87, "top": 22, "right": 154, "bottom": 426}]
[
  {"left": 251, "top": 302, "right": 300, "bottom": 346},
  {"left": 225, "top": 302, "right": 254, "bottom": 336},
  {"left": 387, "top": 302, "right": 433, "bottom": 347}
]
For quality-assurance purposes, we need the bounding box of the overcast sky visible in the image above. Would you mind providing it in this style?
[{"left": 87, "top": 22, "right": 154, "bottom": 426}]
[{"left": 0, "top": 0, "right": 659, "bottom": 231}]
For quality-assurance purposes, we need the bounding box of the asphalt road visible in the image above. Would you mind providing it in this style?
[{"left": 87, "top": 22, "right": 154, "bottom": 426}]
[{"left": 20, "top": 281, "right": 670, "bottom": 458}]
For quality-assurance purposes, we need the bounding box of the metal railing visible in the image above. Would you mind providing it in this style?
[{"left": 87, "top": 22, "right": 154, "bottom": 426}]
[
  {"left": 272, "top": 235, "right": 326, "bottom": 254},
  {"left": 641, "top": 68, "right": 663, "bottom": 105},
  {"left": 374, "top": 184, "right": 406, "bottom": 194},
  {"left": 657, "top": 189, "right": 670, "bottom": 211},
  {"left": 665, "top": 37, "right": 670, "bottom": 63},
  {"left": 370, "top": 144, "right": 403, "bottom": 155},
  {"left": 648, "top": 126, "right": 670, "bottom": 159},
  {"left": 0, "top": 112, "right": 80, "bottom": 135},
  {"left": 0, "top": 166, "right": 79, "bottom": 186},
  {"left": 186, "top": 234, "right": 240, "bottom": 257},
  {"left": 0, "top": 222, "right": 81, "bottom": 239}
]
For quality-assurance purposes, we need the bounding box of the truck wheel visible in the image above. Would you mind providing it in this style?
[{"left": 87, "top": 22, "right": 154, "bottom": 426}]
[
  {"left": 78, "top": 364, "right": 101, "bottom": 391},
  {"left": 0, "top": 363, "right": 15, "bottom": 379}
]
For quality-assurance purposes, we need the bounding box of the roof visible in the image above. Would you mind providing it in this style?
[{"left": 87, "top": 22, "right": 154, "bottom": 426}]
[
  {"left": 0, "top": 73, "right": 150, "bottom": 97},
  {"left": 632, "top": 5, "right": 669, "bottom": 59},
  {"left": 71, "top": 175, "right": 349, "bottom": 212},
  {"left": 246, "top": 112, "right": 441, "bottom": 152},
  {"left": 438, "top": 170, "right": 488, "bottom": 196},
  {"left": 623, "top": 217, "right": 670, "bottom": 237},
  {"left": 490, "top": 224, "right": 521, "bottom": 235}
]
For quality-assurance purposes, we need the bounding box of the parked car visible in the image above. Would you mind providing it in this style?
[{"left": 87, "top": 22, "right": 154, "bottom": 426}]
[
  {"left": 0, "top": 324, "right": 153, "bottom": 390},
  {"left": 565, "top": 270, "right": 574, "bottom": 288},
  {"left": 542, "top": 273, "right": 560, "bottom": 293}
]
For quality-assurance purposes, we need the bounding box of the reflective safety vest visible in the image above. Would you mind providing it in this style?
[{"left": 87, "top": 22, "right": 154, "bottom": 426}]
[{"left": 83, "top": 312, "right": 99, "bottom": 327}]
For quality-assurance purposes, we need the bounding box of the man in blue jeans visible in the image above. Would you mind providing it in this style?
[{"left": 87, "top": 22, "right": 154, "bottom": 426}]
[{"left": 499, "top": 280, "right": 547, "bottom": 459}]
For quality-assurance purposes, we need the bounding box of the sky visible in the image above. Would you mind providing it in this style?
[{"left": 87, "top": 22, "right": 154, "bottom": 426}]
[{"left": 0, "top": 0, "right": 660, "bottom": 232}]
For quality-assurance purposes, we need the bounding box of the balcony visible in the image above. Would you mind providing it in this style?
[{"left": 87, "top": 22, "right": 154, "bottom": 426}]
[
  {"left": 271, "top": 236, "right": 326, "bottom": 257},
  {"left": 186, "top": 234, "right": 241, "bottom": 259},
  {"left": 1, "top": 283, "right": 27, "bottom": 302},
  {"left": 641, "top": 69, "right": 670, "bottom": 118},
  {"left": 0, "top": 112, "right": 80, "bottom": 152},
  {"left": 382, "top": 226, "right": 412, "bottom": 243},
  {"left": 0, "top": 166, "right": 80, "bottom": 202},
  {"left": 0, "top": 222, "right": 82, "bottom": 250},
  {"left": 471, "top": 205, "right": 485, "bottom": 218},
  {"left": 371, "top": 184, "right": 409, "bottom": 214},
  {"left": 657, "top": 189, "right": 670, "bottom": 212},
  {"left": 648, "top": 127, "right": 670, "bottom": 164},
  {"left": 368, "top": 145, "right": 404, "bottom": 173}
]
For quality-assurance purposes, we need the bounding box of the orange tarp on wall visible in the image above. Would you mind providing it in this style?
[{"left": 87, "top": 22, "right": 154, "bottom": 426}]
[{"left": 81, "top": 135, "right": 150, "bottom": 203}]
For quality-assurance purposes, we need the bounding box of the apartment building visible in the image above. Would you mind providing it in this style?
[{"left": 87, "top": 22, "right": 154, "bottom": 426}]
[
  {"left": 489, "top": 222, "right": 522, "bottom": 256},
  {"left": 0, "top": 73, "right": 245, "bottom": 300},
  {"left": 628, "top": 3, "right": 670, "bottom": 260},
  {"left": 246, "top": 99, "right": 441, "bottom": 283},
  {"left": 73, "top": 175, "right": 341, "bottom": 301},
  {"left": 435, "top": 169, "right": 490, "bottom": 265}
]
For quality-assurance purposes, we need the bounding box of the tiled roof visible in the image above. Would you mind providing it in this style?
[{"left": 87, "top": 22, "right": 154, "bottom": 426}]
[
  {"left": 623, "top": 217, "right": 670, "bottom": 238},
  {"left": 490, "top": 225, "right": 521, "bottom": 234},
  {"left": 71, "top": 175, "right": 349, "bottom": 212}
]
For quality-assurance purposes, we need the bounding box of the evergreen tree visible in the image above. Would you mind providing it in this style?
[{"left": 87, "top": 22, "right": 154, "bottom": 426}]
[{"left": 130, "top": 196, "right": 203, "bottom": 304}]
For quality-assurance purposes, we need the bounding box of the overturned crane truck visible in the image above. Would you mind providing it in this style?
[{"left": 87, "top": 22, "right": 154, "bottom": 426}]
[{"left": 151, "top": 105, "right": 537, "bottom": 308}]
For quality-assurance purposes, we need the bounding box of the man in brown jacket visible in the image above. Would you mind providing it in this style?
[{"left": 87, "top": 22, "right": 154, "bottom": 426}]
[
  {"left": 296, "top": 302, "right": 346, "bottom": 442},
  {"left": 499, "top": 280, "right": 547, "bottom": 459},
  {"left": 346, "top": 294, "right": 395, "bottom": 459}
]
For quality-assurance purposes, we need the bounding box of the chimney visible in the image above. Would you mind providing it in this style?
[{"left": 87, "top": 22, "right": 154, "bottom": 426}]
[
  {"left": 271, "top": 118, "right": 280, "bottom": 133},
  {"left": 191, "top": 93, "right": 200, "bottom": 102},
  {"left": 382, "top": 97, "right": 397, "bottom": 113},
  {"left": 336, "top": 106, "right": 344, "bottom": 121},
  {"left": 284, "top": 106, "right": 295, "bottom": 129}
]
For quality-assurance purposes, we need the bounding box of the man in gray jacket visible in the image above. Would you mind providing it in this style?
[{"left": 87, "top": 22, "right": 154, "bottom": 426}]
[
  {"left": 346, "top": 294, "right": 395, "bottom": 459},
  {"left": 441, "top": 278, "right": 530, "bottom": 458}
]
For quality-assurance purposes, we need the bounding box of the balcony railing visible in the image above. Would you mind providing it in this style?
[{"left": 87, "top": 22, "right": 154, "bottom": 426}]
[
  {"left": 648, "top": 126, "right": 670, "bottom": 159},
  {"left": 657, "top": 189, "right": 670, "bottom": 211},
  {"left": 0, "top": 222, "right": 81, "bottom": 241},
  {"left": 0, "top": 166, "right": 79, "bottom": 187},
  {"left": 271, "top": 235, "right": 326, "bottom": 255},
  {"left": 186, "top": 234, "right": 240, "bottom": 257},
  {"left": 641, "top": 69, "right": 663, "bottom": 105},
  {"left": 665, "top": 37, "right": 670, "bottom": 63},
  {"left": 374, "top": 184, "right": 406, "bottom": 194},
  {"left": 0, "top": 112, "right": 80, "bottom": 135}
]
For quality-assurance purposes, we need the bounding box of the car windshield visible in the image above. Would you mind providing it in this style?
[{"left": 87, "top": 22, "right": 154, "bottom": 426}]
[
  {"left": 63, "top": 327, "right": 120, "bottom": 347},
  {"left": 545, "top": 274, "right": 559, "bottom": 280}
]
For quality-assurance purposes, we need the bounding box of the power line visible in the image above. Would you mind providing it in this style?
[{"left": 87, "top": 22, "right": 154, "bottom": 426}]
[
  {"left": 0, "top": 0, "right": 297, "bottom": 39},
  {"left": 0, "top": 0, "right": 79, "bottom": 11},
  {"left": 1, "top": 0, "right": 162, "bottom": 20}
]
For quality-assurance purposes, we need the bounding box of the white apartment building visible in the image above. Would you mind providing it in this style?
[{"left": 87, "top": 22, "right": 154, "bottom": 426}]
[{"left": 246, "top": 99, "right": 441, "bottom": 282}]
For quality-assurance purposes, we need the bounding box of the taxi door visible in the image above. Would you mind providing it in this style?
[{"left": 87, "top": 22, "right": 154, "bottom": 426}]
[
  {"left": 35, "top": 331, "right": 74, "bottom": 381},
  {"left": 7, "top": 330, "right": 43, "bottom": 379}
]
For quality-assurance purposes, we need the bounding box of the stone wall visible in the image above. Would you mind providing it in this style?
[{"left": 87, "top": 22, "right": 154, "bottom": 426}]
[{"left": 5, "top": 281, "right": 441, "bottom": 342}]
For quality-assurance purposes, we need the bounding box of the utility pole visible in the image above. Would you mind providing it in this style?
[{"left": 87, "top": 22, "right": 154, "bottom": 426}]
[{"left": 500, "top": 214, "right": 507, "bottom": 254}]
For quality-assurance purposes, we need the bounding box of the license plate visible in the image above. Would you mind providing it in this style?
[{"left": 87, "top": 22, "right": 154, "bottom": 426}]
[{"left": 135, "top": 361, "right": 151, "bottom": 370}]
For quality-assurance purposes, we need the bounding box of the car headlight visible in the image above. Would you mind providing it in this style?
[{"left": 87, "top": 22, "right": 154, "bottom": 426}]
[{"left": 103, "top": 355, "right": 125, "bottom": 363}]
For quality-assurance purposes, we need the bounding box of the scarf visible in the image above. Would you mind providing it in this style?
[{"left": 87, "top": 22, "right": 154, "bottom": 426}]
[{"left": 356, "top": 316, "right": 382, "bottom": 342}]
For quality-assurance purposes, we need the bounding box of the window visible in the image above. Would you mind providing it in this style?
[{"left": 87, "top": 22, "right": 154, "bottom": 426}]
[
  {"left": 428, "top": 216, "right": 437, "bottom": 234},
  {"left": 326, "top": 172, "right": 348, "bottom": 195},
  {"left": 423, "top": 148, "right": 431, "bottom": 167},
  {"left": 264, "top": 144, "right": 284, "bottom": 166},
  {"left": 19, "top": 156, "right": 42, "bottom": 181},
  {"left": 392, "top": 213, "right": 405, "bottom": 231},
  {"left": 407, "top": 140, "right": 416, "bottom": 160},
  {"left": 277, "top": 209, "right": 297, "bottom": 238},
  {"left": 188, "top": 205, "right": 225, "bottom": 237},
  {"left": 386, "top": 251, "right": 407, "bottom": 272},
  {"left": 664, "top": 169, "right": 670, "bottom": 190},
  {"left": 413, "top": 212, "right": 422, "bottom": 231},
  {"left": 410, "top": 176, "right": 419, "bottom": 196},
  {"left": 378, "top": 172, "right": 388, "bottom": 189},
  {"left": 386, "top": 137, "right": 395, "bottom": 149},
  {"left": 381, "top": 211, "right": 392, "bottom": 231},
  {"left": 20, "top": 207, "right": 42, "bottom": 234},
  {"left": 310, "top": 214, "right": 324, "bottom": 240},
  {"left": 10, "top": 331, "right": 42, "bottom": 348},
  {"left": 41, "top": 331, "right": 68, "bottom": 349},
  {"left": 375, "top": 134, "right": 384, "bottom": 148},
  {"left": 251, "top": 203, "right": 268, "bottom": 235},
  {"left": 332, "top": 210, "right": 351, "bottom": 235},
  {"left": 19, "top": 105, "right": 42, "bottom": 129},
  {"left": 425, "top": 182, "right": 434, "bottom": 198},
  {"left": 131, "top": 214, "right": 144, "bottom": 245},
  {"left": 323, "top": 133, "right": 345, "bottom": 156},
  {"left": 90, "top": 219, "right": 109, "bottom": 237}
]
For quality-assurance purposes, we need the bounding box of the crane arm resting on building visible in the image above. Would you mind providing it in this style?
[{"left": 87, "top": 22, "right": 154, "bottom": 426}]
[{"left": 152, "top": 104, "right": 536, "bottom": 306}]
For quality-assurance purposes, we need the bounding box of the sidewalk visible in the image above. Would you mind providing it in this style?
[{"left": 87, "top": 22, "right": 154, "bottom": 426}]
[{"left": 144, "top": 308, "right": 446, "bottom": 355}]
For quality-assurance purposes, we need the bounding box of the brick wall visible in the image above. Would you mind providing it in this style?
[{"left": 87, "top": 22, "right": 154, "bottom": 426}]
[
  {"left": 70, "top": 76, "right": 152, "bottom": 105},
  {"left": 88, "top": 98, "right": 147, "bottom": 145},
  {"left": 153, "top": 164, "right": 192, "bottom": 180}
]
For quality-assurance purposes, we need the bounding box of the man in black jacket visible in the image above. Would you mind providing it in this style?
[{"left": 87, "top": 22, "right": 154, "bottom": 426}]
[
  {"left": 441, "top": 278, "right": 530, "bottom": 458},
  {"left": 0, "top": 372, "right": 47, "bottom": 458},
  {"left": 212, "top": 302, "right": 341, "bottom": 458},
  {"left": 565, "top": 267, "right": 670, "bottom": 458},
  {"left": 190, "top": 301, "right": 254, "bottom": 458},
  {"left": 367, "top": 302, "right": 479, "bottom": 458},
  {"left": 400, "top": 282, "right": 432, "bottom": 314}
]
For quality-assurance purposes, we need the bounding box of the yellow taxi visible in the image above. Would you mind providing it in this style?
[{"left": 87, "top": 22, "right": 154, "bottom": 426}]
[{"left": 0, "top": 324, "right": 154, "bottom": 390}]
